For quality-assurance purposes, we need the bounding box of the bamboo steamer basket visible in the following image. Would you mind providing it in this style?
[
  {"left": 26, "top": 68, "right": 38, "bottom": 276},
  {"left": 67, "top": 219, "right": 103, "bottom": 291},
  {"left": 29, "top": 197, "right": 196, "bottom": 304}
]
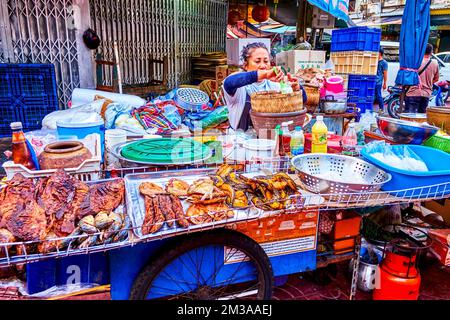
[
  {"left": 426, "top": 107, "right": 450, "bottom": 134},
  {"left": 250, "top": 109, "right": 309, "bottom": 140},
  {"left": 250, "top": 90, "right": 303, "bottom": 113}
]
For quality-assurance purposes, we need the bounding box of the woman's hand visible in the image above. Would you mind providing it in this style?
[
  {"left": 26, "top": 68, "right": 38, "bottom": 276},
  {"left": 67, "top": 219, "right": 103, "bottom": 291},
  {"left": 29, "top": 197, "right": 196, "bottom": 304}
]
[
  {"left": 287, "top": 73, "right": 300, "bottom": 91},
  {"left": 258, "top": 67, "right": 284, "bottom": 82}
]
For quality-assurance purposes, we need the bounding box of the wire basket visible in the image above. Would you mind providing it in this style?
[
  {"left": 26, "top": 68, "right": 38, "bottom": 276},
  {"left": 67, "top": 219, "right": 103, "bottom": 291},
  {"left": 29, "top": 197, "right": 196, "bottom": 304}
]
[
  {"left": 175, "top": 88, "right": 209, "bottom": 112},
  {"left": 291, "top": 154, "right": 391, "bottom": 201},
  {"left": 423, "top": 134, "right": 450, "bottom": 153}
]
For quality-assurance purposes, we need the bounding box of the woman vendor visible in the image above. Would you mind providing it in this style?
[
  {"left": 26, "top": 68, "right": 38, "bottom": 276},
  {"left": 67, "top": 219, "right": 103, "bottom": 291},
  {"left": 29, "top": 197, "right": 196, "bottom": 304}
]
[{"left": 223, "top": 42, "right": 307, "bottom": 131}]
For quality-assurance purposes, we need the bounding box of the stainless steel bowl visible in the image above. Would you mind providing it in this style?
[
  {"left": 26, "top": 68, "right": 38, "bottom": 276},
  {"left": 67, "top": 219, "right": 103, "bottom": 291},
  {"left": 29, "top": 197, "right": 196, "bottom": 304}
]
[
  {"left": 376, "top": 116, "right": 439, "bottom": 145},
  {"left": 291, "top": 154, "right": 391, "bottom": 201}
]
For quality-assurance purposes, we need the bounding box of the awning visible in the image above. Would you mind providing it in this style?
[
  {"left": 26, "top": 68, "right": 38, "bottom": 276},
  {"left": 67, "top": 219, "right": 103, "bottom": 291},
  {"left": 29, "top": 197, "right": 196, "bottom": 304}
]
[
  {"left": 353, "top": 15, "right": 403, "bottom": 26},
  {"left": 262, "top": 26, "right": 297, "bottom": 34},
  {"left": 308, "top": 0, "right": 349, "bottom": 21}
]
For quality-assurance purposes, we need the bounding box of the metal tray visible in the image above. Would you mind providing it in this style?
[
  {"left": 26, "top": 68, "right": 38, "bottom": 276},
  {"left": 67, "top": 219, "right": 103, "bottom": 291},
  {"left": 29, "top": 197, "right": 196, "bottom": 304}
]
[{"left": 124, "top": 169, "right": 263, "bottom": 239}]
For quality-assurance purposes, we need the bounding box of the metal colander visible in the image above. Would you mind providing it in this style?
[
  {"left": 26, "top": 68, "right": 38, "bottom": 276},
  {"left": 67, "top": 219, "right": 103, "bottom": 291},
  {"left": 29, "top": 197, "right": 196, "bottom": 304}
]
[
  {"left": 291, "top": 154, "right": 391, "bottom": 201},
  {"left": 175, "top": 88, "right": 209, "bottom": 112}
]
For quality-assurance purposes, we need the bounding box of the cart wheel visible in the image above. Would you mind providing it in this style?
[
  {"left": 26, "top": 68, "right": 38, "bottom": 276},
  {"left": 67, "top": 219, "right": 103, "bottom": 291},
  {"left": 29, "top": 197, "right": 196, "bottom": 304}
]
[{"left": 129, "top": 229, "right": 273, "bottom": 300}]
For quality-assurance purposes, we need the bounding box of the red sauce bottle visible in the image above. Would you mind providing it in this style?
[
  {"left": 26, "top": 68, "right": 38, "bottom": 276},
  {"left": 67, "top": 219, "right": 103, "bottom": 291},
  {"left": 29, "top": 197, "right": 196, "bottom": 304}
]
[{"left": 11, "top": 122, "right": 36, "bottom": 170}]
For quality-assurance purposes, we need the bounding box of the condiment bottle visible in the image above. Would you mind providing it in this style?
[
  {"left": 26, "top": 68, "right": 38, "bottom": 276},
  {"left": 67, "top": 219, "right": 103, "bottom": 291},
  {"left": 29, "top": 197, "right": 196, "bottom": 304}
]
[
  {"left": 11, "top": 122, "right": 36, "bottom": 170},
  {"left": 281, "top": 121, "right": 293, "bottom": 156},
  {"left": 273, "top": 125, "right": 283, "bottom": 157},
  {"left": 311, "top": 115, "right": 328, "bottom": 153}
]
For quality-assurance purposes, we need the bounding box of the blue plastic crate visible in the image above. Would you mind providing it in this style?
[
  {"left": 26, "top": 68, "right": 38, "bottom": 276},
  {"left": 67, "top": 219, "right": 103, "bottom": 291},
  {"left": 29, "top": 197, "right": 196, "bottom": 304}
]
[
  {"left": 26, "top": 252, "right": 110, "bottom": 295},
  {"left": 349, "top": 98, "right": 374, "bottom": 114},
  {"left": 361, "top": 145, "right": 450, "bottom": 198},
  {"left": 0, "top": 105, "right": 20, "bottom": 137},
  {"left": 347, "top": 74, "right": 377, "bottom": 102},
  {"left": 331, "top": 27, "right": 381, "bottom": 52},
  {"left": 0, "top": 63, "right": 59, "bottom": 134}
]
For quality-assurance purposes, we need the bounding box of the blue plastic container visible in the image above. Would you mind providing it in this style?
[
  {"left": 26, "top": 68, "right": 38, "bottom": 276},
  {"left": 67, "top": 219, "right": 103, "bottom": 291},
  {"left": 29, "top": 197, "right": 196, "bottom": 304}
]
[
  {"left": 26, "top": 252, "right": 110, "bottom": 295},
  {"left": 349, "top": 98, "right": 374, "bottom": 114},
  {"left": 361, "top": 145, "right": 450, "bottom": 198},
  {"left": 331, "top": 27, "right": 381, "bottom": 52},
  {"left": 0, "top": 63, "right": 59, "bottom": 137},
  {"left": 347, "top": 74, "right": 377, "bottom": 102},
  {"left": 56, "top": 120, "right": 105, "bottom": 159}
]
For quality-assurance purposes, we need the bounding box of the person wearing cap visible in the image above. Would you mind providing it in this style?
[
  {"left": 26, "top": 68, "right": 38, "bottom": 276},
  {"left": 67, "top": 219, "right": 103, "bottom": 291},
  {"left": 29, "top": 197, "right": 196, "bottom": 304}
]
[{"left": 374, "top": 47, "right": 388, "bottom": 112}]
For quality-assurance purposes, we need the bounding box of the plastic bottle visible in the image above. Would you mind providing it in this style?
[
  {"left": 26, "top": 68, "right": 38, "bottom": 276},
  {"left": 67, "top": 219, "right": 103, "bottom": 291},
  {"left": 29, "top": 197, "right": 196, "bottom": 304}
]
[
  {"left": 273, "top": 125, "right": 283, "bottom": 157},
  {"left": 245, "top": 125, "right": 257, "bottom": 139},
  {"left": 281, "top": 121, "right": 293, "bottom": 156},
  {"left": 342, "top": 123, "right": 358, "bottom": 156},
  {"left": 357, "top": 110, "right": 374, "bottom": 144},
  {"left": 290, "top": 126, "right": 304, "bottom": 156},
  {"left": 311, "top": 116, "right": 328, "bottom": 153},
  {"left": 11, "top": 122, "right": 36, "bottom": 170}
]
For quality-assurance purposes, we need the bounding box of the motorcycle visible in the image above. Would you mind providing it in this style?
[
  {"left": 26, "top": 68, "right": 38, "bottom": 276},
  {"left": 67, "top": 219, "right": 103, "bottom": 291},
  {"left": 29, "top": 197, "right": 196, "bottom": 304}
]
[{"left": 385, "top": 80, "right": 450, "bottom": 118}]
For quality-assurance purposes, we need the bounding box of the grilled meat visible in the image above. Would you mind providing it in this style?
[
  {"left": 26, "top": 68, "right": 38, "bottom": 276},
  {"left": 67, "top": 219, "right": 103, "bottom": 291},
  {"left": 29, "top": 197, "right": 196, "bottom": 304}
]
[
  {"left": 151, "top": 197, "right": 165, "bottom": 233},
  {"left": 36, "top": 170, "right": 89, "bottom": 236},
  {"left": 158, "top": 195, "right": 176, "bottom": 227},
  {"left": 139, "top": 182, "right": 165, "bottom": 197},
  {"left": 170, "top": 195, "right": 189, "bottom": 228},
  {"left": 76, "top": 179, "right": 124, "bottom": 219},
  {"left": 0, "top": 174, "right": 47, "bottom": 241},
  {"left": 3, "top": 199, "right": 47, "bottom": 241},
  {"left": 142, "top": 196, "right": 156, "bottom": 235},
  {"left": 0, "top": 228, "right": 15, "bottom": 258},
  {"left": 165, "top": 179, "right": 190, "bottom": 197}
]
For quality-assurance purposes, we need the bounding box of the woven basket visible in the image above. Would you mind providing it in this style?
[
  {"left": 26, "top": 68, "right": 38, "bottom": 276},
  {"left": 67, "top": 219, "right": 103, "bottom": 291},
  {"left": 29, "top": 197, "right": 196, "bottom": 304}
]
[
  {"left": 250, "top": 109, "right": 308, "bottom": 139},
  {"left": 427, "top": 107, "right": 450, "bottom": 134},
  {"left": 303, "top": 84, "right": 320, "bottom": 106},
  {"left": 250, "top": 90, "right": 303, "bottom": 113},
  {"left": 423, "top": 134, "right": 450, "bottom": 153}
]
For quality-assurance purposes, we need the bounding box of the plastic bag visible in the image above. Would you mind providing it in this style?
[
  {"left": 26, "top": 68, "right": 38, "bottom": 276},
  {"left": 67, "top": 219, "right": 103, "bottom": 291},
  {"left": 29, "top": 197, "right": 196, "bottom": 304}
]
[
  {"left": 104, "top": 102, "right": 133, "bottom": 129},
  {"left": 42, "top": 99, "right": 106, "bottom": 130},
  {"left": 364, "top": 141, "right": 428, "bottom": 172},
  {"left": 190, "top": 106, "right": 228, "bottom": 131},
  {"left": 28, "top": 283, "right": 101, "bottom": 298}
]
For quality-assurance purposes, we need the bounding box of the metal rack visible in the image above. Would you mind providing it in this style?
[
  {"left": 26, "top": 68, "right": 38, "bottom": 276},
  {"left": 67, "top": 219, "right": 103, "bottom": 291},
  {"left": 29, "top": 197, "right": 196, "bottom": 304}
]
[{"left": 1, "top": 163, "right": 448, "bottom": 268}]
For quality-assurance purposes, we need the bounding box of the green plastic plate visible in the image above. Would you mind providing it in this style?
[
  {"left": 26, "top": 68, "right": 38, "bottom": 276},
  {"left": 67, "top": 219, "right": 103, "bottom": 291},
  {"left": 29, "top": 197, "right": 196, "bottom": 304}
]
[{"left": 120, "top": 138, "right": 212, "bottom": 164}]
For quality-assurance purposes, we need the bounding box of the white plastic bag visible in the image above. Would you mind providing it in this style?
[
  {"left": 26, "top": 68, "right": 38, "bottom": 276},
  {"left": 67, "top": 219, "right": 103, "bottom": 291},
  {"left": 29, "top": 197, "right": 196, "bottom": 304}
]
[{"left": 42, "top": 99, "right": 106, "bottom": 130}]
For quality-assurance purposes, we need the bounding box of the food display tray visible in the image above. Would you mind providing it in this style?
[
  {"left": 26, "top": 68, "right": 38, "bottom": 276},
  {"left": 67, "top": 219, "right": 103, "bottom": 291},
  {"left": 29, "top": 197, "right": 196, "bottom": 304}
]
[
  {"left": 0, "top": 178, "right": 133, "bottom": 267},
  {"left": 124, "top": 168, "right": 327, "bottom": 240},
  {"left": 124, "top": 169, "right": 262, "bottom": 239}
]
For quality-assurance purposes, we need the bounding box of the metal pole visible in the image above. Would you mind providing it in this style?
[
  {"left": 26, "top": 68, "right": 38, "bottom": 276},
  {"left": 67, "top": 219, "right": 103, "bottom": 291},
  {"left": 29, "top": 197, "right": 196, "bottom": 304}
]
[
  {"left": 114, "top": 41, "right": 123, "bottom": 94},
  {"left": 296, "top": 0, "right": 307, "bottom": 43}
]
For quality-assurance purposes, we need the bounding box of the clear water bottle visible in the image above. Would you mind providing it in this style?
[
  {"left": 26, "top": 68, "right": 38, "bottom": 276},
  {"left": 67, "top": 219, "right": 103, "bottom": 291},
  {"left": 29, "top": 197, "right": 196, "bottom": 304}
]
[
  {"left": 342, "top": 123, "right": 358, "bottom": 156},
  {"left": 290, "top": 126, "right": 304, "bottom": 156}
]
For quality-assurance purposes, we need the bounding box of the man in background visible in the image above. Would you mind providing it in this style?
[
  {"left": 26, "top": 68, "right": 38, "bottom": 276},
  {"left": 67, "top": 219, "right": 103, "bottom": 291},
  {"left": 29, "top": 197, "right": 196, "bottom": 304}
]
[
  {"left": 405, "top": 43, "right": 440, "bottom": 113},
  {"left": 374, "top": 47, "right": 388, "bottom": 112}
]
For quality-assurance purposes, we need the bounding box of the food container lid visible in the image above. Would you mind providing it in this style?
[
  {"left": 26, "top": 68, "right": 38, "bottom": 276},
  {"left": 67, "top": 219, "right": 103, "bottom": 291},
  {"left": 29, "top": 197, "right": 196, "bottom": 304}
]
[
  {"left": 56, "top": 119, "right": 105, "bottom": 128},
  {"left": 242, "top": 139, "right": 276, "bottom": 151}
]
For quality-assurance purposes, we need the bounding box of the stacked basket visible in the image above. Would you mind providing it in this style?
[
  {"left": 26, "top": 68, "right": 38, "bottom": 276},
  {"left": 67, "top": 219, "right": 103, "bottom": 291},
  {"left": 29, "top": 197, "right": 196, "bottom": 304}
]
[
  {"left": 250, "top": 90, "right": 307, "bottom": 139},
  {"left": 330, "top": 27, "right": 381, "bottom": 114}
]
